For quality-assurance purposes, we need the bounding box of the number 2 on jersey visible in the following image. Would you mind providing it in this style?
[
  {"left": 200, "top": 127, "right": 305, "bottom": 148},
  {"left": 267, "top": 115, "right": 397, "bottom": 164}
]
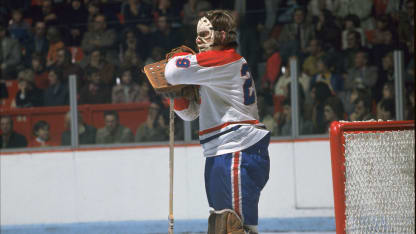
[{"left": 241, "top": 63, "right": 255, "bottom": 105}]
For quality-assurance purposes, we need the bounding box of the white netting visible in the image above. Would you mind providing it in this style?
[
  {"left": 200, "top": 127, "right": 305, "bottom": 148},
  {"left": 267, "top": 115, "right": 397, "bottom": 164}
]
[{"left": 344, "top": 130, "right": 415, "bottom": 233}]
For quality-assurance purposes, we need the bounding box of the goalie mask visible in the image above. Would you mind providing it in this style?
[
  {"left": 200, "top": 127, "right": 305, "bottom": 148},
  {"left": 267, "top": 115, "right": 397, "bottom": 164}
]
[
  {"left": 196, "top": 16, "right": 215, "bottom": 52},
  {"left": 196, "top": 10, "right": 238, "bottom": 52}
]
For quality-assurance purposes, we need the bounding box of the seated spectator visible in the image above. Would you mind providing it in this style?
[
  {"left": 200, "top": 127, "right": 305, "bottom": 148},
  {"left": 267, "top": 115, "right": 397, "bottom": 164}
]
[
  {"left": 31, "top": 120, "right": 57, "bottom": 147},
  {"left": 345, "top": 50, "right": 378, "bottom": 92},
  {"left": 314, "top": 9, "right": 342, "bottom": 50},
  {"left": 46, "top": 26, "right": 65, "bottom": 67},
  {"left": 120, "top": 29, "right": 144, "bottom": 70},
  {"left": 83, "top": 49, "right": 116, "bottom": 87},
  {"left": 278, "top": 7, "right": 315, "bottom": 62},
  {"left": 341, "top": 14, "right": 366, "bottom": 50},
  {"left": 121, "top": 0, "right": 153, "bottom": 38},
  {"left": 309, "top": 82, "right": 333, "bottom": 134},
  {"left": 272, "top": 97, "right": 313, "bottom": 137},
  {"left": 405, "top": 88, "right": 414, "bottom": 120},
  {"left": 0, "top": 115, "right": 28, "bottom": 149},
  {"left": 150, "top": 15, "right": 183, "bottom": 53},
  {"left": 275, "top": 58, "right": 311, "bottom": 100},
  {"left": 29, "top": 0, "right": 59, "bottom": 26},
  {"left": 61, "top": 0, "right": 88, "bottom": 46},
  {"left": 14, "top": 69, "right": 43, "bottom": 108},
  {"left": 323, "top": 96, "right": 345, "bottom": 133},
  {"left": 112, "top": 69, "right": 141, "bottom": 103},
  {"left": 78, "top": 68, "right": 111, "bottom": 104},
  {"left": 374, "top": 52, "right": 394, "bottom": 101},
  {"left": 333, "top": 0, "right": 374, "bottom": 30},
  {"left": 8, "top": 8, "right": 31, "bottom": 46},
  {"left": 340, "top": 86, "right": 368, "bottom": 116},
  {"left": 310, "top": 55, "right": 343, "bottom": 95},
  {"left": 26, "top": 21, "right": 49, "bottom": 60},
  {"left": 182, "top": 0, "right": 212, "bottom": 27},
  {"left": 61, "top": 111, "right": 97, "bottom": 145},
  {"left": 86, "top": 1, "right": 100, "bottom": 30},
  {"left": 366, "top": 14, "right": 391, "bottom": 46},
  {"left": 377, "top": 98, "right": 395, "bottom": 121},
  {"left": 43, "top": 67, "right": 69, "bottom": 106},
  {"left": 370, "top": 28, "right": 403, "bottom": 68},
  {"left": 154, "top": 0, "right": 179, "bottom": 24},
  {"left": 81, "top": 14, "right": 117, "bottom": 64},
  {"left": 376, "top": 81, "right": 394, "bottom": 113},
  {"left": 302, "top": 39, "right": 325, "bottom": 77},
  {"left": 349, "top": 96, "right": 375, "bottom": 121},
  {"left": 260, "top": 38, "right": 282, "bottom": 92},
  {"left": 31, "top": 53, "right": 50, "bottom": 90},
  {"left": 96, "top": 111, "right": 134, "bottom": 144},
  {"left": 342, "top": 30, "right": 366, "bottom": 71},
  {"left": 0, "top": 24, "right": 22, "bottom": 79},
  {"left": 144, "top": 46, "right": 164, "bottom": 65},
  {"left": 54, "top": 47, "right": 85, "bottom": 87},
  {"left": 135, "top": 102, "right": 169, "bottom": 142}
]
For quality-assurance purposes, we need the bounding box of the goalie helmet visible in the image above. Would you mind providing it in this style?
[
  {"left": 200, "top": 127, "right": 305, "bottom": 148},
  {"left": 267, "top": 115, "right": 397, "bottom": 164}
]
[{"left": 196, "top": 10, "right": 238, "bottom": 52}]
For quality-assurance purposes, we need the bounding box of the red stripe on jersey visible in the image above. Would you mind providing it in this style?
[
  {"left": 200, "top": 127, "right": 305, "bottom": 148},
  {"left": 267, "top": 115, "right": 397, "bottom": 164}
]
[
  {"left": 196, "top": 49, "right": 242, "bottom": 67},
  {"left": 199, "top": 120, "right": 259, "bottom": 136},
  {"left": 170, "top": 52, "right": 193, "bottom": 59},
  {"left": 173, "top": 97, "right": 190, "bottom": 111},
  {"left": 232, "top": 151, "right": 241, "bottom": 216}
]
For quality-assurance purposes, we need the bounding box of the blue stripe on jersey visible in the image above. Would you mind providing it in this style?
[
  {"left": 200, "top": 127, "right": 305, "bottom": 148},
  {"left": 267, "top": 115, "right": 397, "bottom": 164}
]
[{"left": 199, "top": 125, "right": 242, "bottom": 144}]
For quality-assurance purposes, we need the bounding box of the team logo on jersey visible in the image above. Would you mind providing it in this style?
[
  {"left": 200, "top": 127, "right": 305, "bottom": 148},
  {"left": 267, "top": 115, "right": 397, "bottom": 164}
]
[{"left": 176, "top": 58, "right": 190, "bottom": 68}]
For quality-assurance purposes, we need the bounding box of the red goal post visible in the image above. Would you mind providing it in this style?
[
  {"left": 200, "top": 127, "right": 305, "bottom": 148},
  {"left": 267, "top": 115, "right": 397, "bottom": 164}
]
[{"left": 329, "top": 120, "right": 415, "bottom": 234}]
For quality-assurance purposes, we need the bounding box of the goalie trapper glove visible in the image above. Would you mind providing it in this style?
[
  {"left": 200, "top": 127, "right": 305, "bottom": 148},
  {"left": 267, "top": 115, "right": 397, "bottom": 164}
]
[{"left": 143, "top": 45, "right": 197, "bottom": 99}]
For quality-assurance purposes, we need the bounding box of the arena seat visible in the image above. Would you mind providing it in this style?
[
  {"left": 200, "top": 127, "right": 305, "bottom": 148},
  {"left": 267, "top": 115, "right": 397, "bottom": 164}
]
[{"left": 0, "top": 80, "right": 19, "bottom": 109}]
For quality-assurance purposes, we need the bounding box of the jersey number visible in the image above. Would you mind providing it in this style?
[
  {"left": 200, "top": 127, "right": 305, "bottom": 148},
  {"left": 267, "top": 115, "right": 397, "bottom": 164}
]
[
  {"left": 241, "top": 63, "right": 255, "bottom": 105},
  {"left": 176, "top": 58, "right": 190, "bottom": 68}
]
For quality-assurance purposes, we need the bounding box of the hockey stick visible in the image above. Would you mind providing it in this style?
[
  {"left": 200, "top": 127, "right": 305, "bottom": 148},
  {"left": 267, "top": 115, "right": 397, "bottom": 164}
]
[{"left": 168, "top": 98, "right": 175, "bottom": 234}]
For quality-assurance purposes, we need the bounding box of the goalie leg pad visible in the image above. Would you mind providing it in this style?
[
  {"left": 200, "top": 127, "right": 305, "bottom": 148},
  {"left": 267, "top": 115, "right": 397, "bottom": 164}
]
[{"left": 208, "top": 209, "right": 245, "bottom": 234}]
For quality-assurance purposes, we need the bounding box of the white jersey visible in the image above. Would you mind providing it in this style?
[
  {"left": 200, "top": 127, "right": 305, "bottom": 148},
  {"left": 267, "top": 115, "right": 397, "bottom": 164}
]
[{"left": 165, "top": 48, "right": 269, "bottom": 157}]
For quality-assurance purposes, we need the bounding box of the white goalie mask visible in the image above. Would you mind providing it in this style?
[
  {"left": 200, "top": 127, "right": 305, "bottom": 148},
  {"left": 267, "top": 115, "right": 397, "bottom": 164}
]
[{"left": 196, "top": 16, "right": 215, "bottom": 52}]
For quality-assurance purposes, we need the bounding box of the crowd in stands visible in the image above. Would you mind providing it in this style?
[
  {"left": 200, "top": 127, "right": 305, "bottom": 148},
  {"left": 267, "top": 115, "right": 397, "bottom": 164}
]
[{"left": 0, "top": 0, "right": 414, "bottom": 148}]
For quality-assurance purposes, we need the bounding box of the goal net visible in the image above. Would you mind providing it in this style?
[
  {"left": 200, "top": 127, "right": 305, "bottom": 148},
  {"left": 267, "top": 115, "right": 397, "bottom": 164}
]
[{"left": 329, "top": 120, "right": 415, "bottom": 234}]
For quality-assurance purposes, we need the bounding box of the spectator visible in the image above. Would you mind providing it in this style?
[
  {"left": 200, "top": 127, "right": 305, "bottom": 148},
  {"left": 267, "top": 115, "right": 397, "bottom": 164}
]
[
  {"left": 340, "top": 86, "right": 368, "bottom": 116},
  {"left": 260, "top": 37, "right": 282, "bottom": 92},
  {"left": 14, "top": 69, "right": 43, "bottom": 108},
  {"left": 314, "top": 9, "right": 342, "bottom": 50},
  {"left": 61, "top": 111, "right": 97, "bottom": 145},
  {"left": 405, "top": 88, "right": 414, "bottom": 120},
  {"left": 96, "top": 110, "right": 134, "bottom": 144},
  {"left": 30, "top": 0, "right": 59, "bottom": 26},
  {"left": 81, "top": 14, "right": 117, "bottom": 64},
  {"left": 120, "top": 29, "right": 144, "bottom": 69},
  {"left": 43, "top": 67, "right": 69, "bottom": 106},
  {"left": 307, "top": 0, "right": 337, "bottom": 19},
  {"left": 341, "top": 14, "right": 366, "bottom": 50},
  {"left": 61, "top": 0, "right": 88, "bottom": 46},
  {"left": 121, "top": 0, "right": 153, "bottom": 37},
  {"left": 31, "top": 120, "right": 57, "bottom": 147},
  {"left": 323, "top": 96, "right": 345, "bottom": 132},
  {"left": 78, "top": 68, "right": 111, "bottom": 104},
  {"left": 144, "top": 46, "right": 164, "bottom": 65},
  {"left": 374, "top": 52, "right": 394, "bottom": 101},
  {"left": 376, "top": 81, "right": 394, "bottom": 113},
  {"left": 150, "top": 15, "right": 183, "bottom": 53},
  {"left": 182, "top": 0, "right": 212, "bottom": 27},
  {"left": 302, "top": 39, "right": 325, "bottom": 77},
  {"left": 310, "top": 55, "right": 343, "bottom": 95},
  {"left": 54, "top": 47, "right": 85, "bottom": 87},
  {"left": 31, "top": 53, "right": 50, "bottom": 90},
  {"left": 370, "top": 28, "right": 402, "bottom": 68},
  {"left": 8, "top": 8, "right": 31, "bottom": 46},
  {"left": 342, "top": 30, "right": 366, "bottom": 71},
  {"left": 86, "top": 1, "right": 100, "bottom": 30},
  {"left": 153, "top": 0, "right": 179, "bottom": 25},
  {"left": 0, "top": 115, "right": 28, "bottom": 149},
  {"left": 275, "top": 0, "right": 306, "bottom": 24},
  {"left": 112, "top": 69, "right": 141, "bottom": 103},
  {"left": 376, "top": 98, "right": 395, "bottom": 120},
  {"left": 27, "top": 21, "right": 49, "bottom": 59},
  {"left": 396, "top": 0, "right": 414, "bottom": 46},
  {"left": 0, "top": 24, "right": 22, "bottom": 79},
  {"left": 46, "top": 26, "right": 65, "bottom": 67},
  {"left": 135, "top": 102, "right": 168, "bottom": 142},
  {"left": 366, "top": 15, "right": 391, "bottom": 46},
  {"left": 278, "top": 7, "right": 315, "bottom": 62},
  {"left": 83, "top": 49, "right": 116, "bottom": 87},
  {"left": 309, "top": 82, "right": 332, "bottom": 134},
  {"left": 344, "top": 50, "right": 378, "bottom": 92},
  {"left": 349, "top": 95, "right": 375, "bottom": 121}
]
